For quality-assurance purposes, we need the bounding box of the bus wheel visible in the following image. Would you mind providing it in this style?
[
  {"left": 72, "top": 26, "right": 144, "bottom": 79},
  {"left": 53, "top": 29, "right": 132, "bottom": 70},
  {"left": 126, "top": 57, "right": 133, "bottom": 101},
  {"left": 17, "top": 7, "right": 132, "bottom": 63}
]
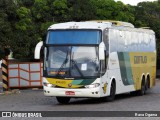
[
  {"left": 145, "top": 76, "right": 150, "bottom": 90},
  {"left": 137, "top": 78, "right": 146, "bottom": 96},
  {"left": 56, "top": 97, "right": 70, "bottom": 104},
  {"left": 107, "top": 81, "right": 116, "bottom": 102}
]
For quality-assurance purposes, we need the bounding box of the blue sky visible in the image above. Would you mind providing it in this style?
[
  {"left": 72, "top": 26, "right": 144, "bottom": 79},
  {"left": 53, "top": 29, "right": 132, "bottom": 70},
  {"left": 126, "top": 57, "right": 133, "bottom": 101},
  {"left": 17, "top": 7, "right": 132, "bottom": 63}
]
[{"left": 114, "top": 0, "right": 157, "bottom": 5}]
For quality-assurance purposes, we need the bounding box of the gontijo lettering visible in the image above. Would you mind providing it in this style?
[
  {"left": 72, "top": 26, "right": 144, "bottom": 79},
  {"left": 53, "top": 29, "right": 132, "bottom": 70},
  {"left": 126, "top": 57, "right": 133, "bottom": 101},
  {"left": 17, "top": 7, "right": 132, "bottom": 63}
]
[{"left": 134, "top": 56, "right": 147, "bottom": 64}]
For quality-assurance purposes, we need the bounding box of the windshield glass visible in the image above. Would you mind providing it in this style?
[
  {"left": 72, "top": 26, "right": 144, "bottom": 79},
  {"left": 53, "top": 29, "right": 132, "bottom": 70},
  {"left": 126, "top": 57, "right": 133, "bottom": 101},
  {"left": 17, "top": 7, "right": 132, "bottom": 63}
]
[
  {"left": 46, "top": 30, "right": 101, "bottom": 45},
  {"left": 45, "top": 46, "right": 100, "bottom": 78}
]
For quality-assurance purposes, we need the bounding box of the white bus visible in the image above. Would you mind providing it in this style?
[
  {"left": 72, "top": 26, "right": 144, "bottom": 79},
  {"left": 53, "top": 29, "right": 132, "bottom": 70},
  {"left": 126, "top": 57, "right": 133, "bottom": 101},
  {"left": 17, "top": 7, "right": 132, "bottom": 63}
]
[{"left": 35, "top": 21, "right": 156, "bottom": 104}]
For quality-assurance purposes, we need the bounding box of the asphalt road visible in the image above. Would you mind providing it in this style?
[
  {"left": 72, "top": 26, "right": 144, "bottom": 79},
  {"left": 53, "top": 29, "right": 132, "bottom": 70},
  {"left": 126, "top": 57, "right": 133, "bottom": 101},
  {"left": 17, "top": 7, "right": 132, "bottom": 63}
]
[{"left": 0, "top": 79, "right": 160, "bottom": 120}]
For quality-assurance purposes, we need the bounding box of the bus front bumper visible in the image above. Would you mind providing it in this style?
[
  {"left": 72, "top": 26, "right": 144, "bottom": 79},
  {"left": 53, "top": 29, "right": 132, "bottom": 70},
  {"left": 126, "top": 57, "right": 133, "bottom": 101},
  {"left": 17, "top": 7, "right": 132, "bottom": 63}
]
[{"left": 43, "top": 86, "right": 101, "bottom": 98}]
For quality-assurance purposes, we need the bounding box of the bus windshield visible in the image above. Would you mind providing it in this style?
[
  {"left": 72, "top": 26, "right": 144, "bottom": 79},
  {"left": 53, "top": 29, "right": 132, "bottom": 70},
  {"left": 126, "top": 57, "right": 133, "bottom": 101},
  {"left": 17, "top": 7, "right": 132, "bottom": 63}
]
[
  {"left": 45, "top": 46, "right": 100, "bottom": 78},
  {"left": 46, "top": 30, "right": 101, "bottom": 45}
]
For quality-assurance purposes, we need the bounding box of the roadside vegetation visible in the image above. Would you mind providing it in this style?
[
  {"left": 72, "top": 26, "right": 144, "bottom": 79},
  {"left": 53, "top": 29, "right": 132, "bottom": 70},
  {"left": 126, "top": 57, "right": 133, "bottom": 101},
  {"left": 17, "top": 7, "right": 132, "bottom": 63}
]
[{"left": 0, "top": 0, "right": 160, "bottom": 68}]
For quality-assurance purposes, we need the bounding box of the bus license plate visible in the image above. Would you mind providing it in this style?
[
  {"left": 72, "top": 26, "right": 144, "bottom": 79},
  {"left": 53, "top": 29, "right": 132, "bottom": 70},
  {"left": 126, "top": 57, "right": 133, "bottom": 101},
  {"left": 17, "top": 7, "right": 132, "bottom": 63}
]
[{"left": 65, "top": 91, "right": 75, "bottom": 95}]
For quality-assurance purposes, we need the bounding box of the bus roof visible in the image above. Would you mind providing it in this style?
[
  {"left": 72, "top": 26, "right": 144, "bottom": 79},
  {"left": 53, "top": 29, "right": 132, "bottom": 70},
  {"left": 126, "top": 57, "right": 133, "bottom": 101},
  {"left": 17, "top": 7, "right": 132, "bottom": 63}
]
[
  {"left": 48, "top": 21, "right": 112, "bottom": 30},
  {"left": 48, "top": 21, "right": 155, "bottom": 34}
]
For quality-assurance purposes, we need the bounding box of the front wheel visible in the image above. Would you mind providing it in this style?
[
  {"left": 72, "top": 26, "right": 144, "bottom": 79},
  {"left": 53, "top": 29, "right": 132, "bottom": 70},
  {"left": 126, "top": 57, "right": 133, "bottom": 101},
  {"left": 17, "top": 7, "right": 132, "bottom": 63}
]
[
  {"left": 56, "top": 97, "right": 70, "bottom": 104},
  {"left": 106, "top": 81, "right": 116, "bottom": 102}
]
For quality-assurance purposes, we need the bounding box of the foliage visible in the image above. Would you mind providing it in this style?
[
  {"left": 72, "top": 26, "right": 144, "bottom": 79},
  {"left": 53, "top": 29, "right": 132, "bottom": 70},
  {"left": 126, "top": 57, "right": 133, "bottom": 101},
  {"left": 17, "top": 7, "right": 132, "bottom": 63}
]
[
  {"left": 0, "top": 0, "right": 159, "bottom": 67},
  {"left": 133, "top": 1, "right": 160, "bottom": 67}
]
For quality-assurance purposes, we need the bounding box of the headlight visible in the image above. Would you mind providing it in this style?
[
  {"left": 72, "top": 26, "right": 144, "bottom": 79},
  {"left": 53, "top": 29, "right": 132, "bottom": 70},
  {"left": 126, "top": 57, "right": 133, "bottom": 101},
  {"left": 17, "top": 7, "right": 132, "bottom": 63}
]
[
  {"left": 43, "top": 82, "right": 55, "bottom": 87},
  {"left": 85, "top": 83, "right": 100, "bottom": 88}
]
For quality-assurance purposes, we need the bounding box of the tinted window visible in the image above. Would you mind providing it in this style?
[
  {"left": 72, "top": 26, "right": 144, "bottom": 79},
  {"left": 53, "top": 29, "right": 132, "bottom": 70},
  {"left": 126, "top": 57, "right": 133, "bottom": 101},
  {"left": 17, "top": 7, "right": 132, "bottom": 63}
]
[{"left": 46, "top": 30, "right": 101, "bottom": 45}]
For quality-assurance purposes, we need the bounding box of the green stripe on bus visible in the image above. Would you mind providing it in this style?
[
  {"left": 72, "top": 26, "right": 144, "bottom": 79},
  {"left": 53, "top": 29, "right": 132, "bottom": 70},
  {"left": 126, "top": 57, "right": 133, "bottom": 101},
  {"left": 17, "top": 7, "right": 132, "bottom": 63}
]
[
  {"left": 71, "top": 80, "right": 83, "bottom": 85},
  {"left": 123, "top": 53, "right": 134, "bottom": 85},
  {"left": 118, "top": 52, "right": 133, "bottom": 85}
]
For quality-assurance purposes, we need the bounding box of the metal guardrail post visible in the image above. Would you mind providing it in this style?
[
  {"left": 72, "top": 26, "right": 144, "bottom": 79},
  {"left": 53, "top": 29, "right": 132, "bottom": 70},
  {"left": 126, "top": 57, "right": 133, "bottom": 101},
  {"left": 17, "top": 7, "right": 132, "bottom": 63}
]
[{"left": 1, "top": 57, "right": 8, "bottom": 91}]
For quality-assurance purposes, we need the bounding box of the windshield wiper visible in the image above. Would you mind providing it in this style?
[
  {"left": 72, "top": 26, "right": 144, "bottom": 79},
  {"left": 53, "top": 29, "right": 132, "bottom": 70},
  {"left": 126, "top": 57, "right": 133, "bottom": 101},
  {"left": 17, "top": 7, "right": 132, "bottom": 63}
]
[
  {"left": 55, "top": 51, "right": 69, "bottom": 77},
  {"left": 71, "top": 59, "right": 84, "bottom": 78}
]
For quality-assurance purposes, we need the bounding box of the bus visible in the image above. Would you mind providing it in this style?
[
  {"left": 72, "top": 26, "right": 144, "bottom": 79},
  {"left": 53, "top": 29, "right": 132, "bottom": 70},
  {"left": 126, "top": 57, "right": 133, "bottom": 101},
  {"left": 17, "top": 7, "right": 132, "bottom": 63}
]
[{"left": 35, "top": 21, "right": 156, "bottom": 104}]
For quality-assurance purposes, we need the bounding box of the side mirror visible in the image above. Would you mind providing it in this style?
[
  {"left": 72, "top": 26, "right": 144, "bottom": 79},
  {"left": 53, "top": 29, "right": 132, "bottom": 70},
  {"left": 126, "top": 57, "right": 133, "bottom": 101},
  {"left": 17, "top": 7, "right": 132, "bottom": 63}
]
[
  {"left": 99, "top": 42, "right": 105, "bottom": 60},
  {"left": 34, "top": 41, "right": 43, "bottom": 59}
]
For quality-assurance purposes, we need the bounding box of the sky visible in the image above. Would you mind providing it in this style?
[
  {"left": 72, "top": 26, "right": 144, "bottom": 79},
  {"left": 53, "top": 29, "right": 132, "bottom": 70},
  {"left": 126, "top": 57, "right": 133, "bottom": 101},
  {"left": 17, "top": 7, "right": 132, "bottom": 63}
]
[{"left": 114, "top": 0, "right": 157, "bottom": 5}]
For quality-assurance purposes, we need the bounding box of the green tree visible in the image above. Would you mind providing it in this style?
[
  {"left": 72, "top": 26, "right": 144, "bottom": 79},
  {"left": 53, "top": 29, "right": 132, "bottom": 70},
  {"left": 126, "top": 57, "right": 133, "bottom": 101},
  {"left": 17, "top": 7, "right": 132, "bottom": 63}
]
[
  {"left": 16, "top": 7, "right": 32, "bottom": 31},
  {"left": 32, "top": 0, "right": 54, "bottom": 36},
  {"left": 134, "top": 1, "right": 160, "bottom": 68},
  {"left": 113, "top": 2, "right": 135, "bottom": 22},
  {"left": 91, "top": 0, "right": 135, "bottom": 22},
  {"left": 0, "top": 0, "right": 16, "bottom": 47},
  {"left": 52, "top": 0, "right": 69, "bottom": 22},
  {"left": 0, "top": 0, "right": 159, "bottom": 62},
  {"left": 68, "top": 0, "right": 96, "bottom": 21},
  {"left": 92, "top": 0, "right": 116, "bottom": 20}
]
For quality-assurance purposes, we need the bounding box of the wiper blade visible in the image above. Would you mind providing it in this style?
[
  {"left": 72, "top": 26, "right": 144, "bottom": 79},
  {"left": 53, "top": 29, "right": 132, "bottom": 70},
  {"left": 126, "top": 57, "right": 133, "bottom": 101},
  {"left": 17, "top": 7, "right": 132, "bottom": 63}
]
[
  {"left": 55, "top": 51, "right": 69, "bottom": 77},
  {"left": 71, "top": 59, "right": 84, "bottom": 78}
]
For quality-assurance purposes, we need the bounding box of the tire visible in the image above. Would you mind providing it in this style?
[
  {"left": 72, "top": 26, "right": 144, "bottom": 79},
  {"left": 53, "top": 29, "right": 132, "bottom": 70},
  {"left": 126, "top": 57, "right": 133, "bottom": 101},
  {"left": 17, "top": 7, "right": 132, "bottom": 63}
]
[
  {"left": 137, "top": 78, "right": 146, "bottom": 96},
  {"left": 106, "top": 81, "right": 116, "bottom": 102},
  {"left": 56, "top": 97, "right": 70, "bottom": 104},
  {"left": 145, "top": 76, "right": 150, "bottom": 90}
]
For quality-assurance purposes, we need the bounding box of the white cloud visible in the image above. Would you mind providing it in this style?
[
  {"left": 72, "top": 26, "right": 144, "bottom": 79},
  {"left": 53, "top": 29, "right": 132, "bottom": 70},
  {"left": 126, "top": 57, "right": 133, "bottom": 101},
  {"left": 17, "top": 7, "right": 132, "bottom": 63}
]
[{"left": 114, "top": 0, "right": 157, "bottom": 5}]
